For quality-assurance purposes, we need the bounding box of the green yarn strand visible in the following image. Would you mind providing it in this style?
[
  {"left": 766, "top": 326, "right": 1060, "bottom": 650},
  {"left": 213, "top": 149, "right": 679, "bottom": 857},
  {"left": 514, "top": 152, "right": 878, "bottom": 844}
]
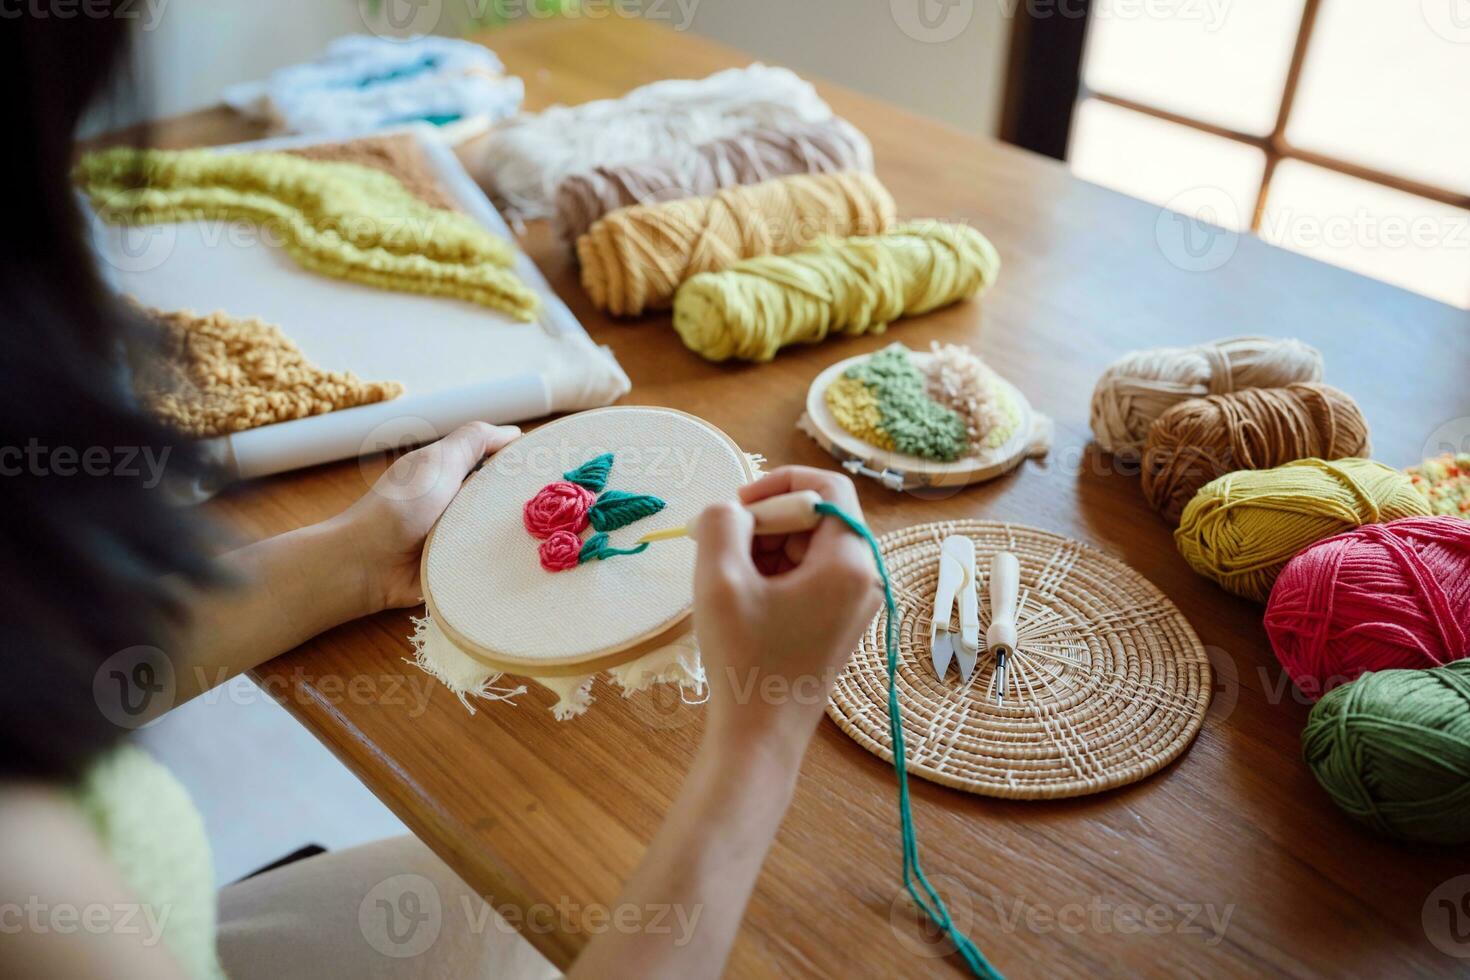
[
  {"left": 814, "top": 502, "right": 1004, "bottom": 979},
  {"left": 578, "top": 532, "right": 650, "bottom": 564},
  {"left": 564, "top": 453, "right": 614, "bottom": 492},
  {"left": 1302, "top": 660, "right": 1470, "bottom": 844},
  {"left": 589, "top": 490, "right": 667, "bottom": 532}
]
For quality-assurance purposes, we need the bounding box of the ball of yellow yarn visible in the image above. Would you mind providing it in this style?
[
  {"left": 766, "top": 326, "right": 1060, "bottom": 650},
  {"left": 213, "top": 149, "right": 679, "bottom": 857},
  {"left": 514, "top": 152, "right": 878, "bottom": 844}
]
[
  {"left": 1175, "top": 458, "right": 1432, "bottom": 602},
  {"left": 576, "top": 170, "right": 895, "bottom": 316},
  {"left": 671, "top": 221, "right": 1000, "bottom": 362}
]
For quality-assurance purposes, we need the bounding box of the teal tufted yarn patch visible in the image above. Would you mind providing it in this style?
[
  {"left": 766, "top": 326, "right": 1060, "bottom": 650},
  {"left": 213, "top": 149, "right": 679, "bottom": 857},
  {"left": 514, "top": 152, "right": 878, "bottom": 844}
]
[{"left": 564, "top": 452, "right": 614, "bottom": 491}]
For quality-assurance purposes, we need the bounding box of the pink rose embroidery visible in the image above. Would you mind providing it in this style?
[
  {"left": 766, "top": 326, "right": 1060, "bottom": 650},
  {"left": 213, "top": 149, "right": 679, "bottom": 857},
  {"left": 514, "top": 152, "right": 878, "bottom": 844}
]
[
  {"left": 539, "top": 530, "right": 583, "bottom": 572},
  {"left": 522, "top": 481, "right": 594, "bottom": 539}
]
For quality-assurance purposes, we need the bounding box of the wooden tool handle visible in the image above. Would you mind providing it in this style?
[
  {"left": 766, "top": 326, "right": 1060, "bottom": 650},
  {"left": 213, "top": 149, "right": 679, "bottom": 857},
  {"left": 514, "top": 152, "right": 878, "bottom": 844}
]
[
  {"left": 683, "top": 490, "right": 824, "bottom": 541},
  {"left": 987, "top": 551, "right": 1019, "bottom": 656}
]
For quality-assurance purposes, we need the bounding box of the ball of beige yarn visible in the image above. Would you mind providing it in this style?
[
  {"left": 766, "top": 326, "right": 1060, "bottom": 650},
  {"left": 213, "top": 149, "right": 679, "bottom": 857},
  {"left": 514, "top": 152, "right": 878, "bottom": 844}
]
[{"left": 1090, "top": 336, "right": 1324, "bottom": 462}]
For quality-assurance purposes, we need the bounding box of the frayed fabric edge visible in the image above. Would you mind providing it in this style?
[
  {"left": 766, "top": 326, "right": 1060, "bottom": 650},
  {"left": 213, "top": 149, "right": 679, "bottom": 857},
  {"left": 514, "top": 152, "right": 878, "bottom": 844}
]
[
  {"left": 409, "top": 612, "right": 704, "bottom": 720},
  {"left": 408, "top": 614, "right": 528, "bottom": 714}
]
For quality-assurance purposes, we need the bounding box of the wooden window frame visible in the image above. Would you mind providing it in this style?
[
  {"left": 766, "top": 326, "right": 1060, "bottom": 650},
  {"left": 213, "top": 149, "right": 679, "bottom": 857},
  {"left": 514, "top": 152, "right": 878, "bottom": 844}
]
[{"left": 1002, "top": 0, "right": 1470, "bottom": 227}]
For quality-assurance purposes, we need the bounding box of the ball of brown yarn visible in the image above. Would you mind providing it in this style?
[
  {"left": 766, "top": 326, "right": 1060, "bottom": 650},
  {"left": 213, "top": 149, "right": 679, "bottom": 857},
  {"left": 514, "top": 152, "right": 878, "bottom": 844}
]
[
  {"left": 1142, "top": 383, "right": 1371, "bottom": 524},
  {"left": 576, "top": 170, "right": 895, "bottom": 317},
  {"left": 554, "top": 118, "right": 874, "bottom": 243}
]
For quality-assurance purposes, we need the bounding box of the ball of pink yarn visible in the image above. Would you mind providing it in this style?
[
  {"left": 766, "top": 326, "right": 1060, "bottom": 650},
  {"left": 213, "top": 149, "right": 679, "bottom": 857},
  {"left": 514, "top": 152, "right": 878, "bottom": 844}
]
[
  {"left": 1265, "top": 516, "right": 1470, "bottom": 699},
  {"left": 523, "top": 481, "right": 593, "bottom": 539}
]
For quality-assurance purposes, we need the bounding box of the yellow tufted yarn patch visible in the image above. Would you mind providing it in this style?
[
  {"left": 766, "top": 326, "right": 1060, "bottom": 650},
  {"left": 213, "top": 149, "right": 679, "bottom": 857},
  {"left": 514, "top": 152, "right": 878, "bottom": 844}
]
[
  {"left": 824, "top": 375, "right": 895, "bottom": 451},
  {"left": 576, "top": 170, "right": 895, "bottom": 316},
  {"left": 1174, "top": 457, "right": 1432, "bottom": 602},
  {"left": 133, "top": 305, "right": 404, "bottom": 438},
  {"left": 77, "top": 148, "right": 539, "bottom": 320},
  {"left": 672, "top": 221, "right": 1000, "bottom": 362}
]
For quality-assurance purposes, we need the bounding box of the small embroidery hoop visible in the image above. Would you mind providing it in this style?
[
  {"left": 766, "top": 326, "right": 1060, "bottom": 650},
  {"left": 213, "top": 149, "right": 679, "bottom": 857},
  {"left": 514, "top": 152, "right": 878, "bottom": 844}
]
[
  {"left": 798, "top": 349, "right": 1052, "bottom": 491},
  {"left": 419, "top": 406, "right": 755, "bottom": 680}
]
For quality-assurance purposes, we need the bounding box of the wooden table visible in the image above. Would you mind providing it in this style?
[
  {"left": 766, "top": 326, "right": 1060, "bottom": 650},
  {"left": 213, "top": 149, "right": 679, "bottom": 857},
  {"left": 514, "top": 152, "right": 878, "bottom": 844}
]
[{"left": 160, "top": 16, "right": 1469, "bottom": 977}]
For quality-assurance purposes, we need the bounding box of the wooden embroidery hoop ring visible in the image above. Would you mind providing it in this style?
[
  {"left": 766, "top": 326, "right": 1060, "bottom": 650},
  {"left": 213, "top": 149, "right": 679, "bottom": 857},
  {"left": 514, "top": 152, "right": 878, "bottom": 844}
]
[
  {"left": 419, "top": 406, "right": 755, "bottom": 678},
  {"left": 799, "top": 349, "right": 1052, "bottom": 491}
]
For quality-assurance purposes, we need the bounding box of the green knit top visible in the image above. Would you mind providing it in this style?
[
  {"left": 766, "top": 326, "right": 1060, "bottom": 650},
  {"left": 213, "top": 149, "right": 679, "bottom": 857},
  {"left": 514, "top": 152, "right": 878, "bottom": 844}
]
[{"left": 74, "top": 746, "right": 225, "bottom": 979}]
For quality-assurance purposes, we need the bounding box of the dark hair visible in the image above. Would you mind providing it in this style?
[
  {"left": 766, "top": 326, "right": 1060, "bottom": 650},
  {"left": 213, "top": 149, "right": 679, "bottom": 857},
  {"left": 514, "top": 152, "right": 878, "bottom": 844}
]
[{"left": 0, "top": 8, "right": 214, "bottom": 781}]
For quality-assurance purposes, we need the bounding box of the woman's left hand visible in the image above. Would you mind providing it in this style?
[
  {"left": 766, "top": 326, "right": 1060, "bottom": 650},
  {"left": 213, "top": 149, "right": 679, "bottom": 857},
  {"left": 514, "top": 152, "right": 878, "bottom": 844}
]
[{"left": 331, "top": 421, "right": 521, "bottom": 611}]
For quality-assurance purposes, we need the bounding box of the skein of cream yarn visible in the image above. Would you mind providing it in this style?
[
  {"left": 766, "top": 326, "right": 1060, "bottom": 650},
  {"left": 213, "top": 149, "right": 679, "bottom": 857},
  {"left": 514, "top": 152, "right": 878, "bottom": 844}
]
[
  {"left": 577, "top": 171, "right": 895, "bottom": 317},
  {"left": 478, "top": 64, "right": 833, "bottom": 220},
  {"left": 1090, "top": 336, "right": 1324, "bottom": 461},
  {"left": 553, "top": 118, "right": 874, "bottom": 242},
  {"left": 672, "top": 221, "right": 1000, "bottom": 362}
]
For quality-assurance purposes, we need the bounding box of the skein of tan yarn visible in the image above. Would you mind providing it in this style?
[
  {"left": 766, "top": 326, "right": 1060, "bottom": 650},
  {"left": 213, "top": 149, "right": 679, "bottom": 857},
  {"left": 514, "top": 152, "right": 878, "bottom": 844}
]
[
  {"left": 554, "top": 118, "right": 874, "bottom": 243},
  {"left": 1142, "top": 383, "right": 1371, "bottom": 524},
  {"left": 576, "top": 170, "right": 895, "bottom": 316},
  {"left": 1090, "top": 336, "right": 1324, "bottom": 461}
]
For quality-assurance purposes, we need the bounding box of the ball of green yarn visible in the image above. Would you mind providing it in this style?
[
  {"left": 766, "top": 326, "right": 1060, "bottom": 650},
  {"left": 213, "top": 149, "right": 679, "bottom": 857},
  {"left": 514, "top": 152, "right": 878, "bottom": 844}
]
[{"left": 1302, "top": 660, "right": 1470, "bottom": 844}]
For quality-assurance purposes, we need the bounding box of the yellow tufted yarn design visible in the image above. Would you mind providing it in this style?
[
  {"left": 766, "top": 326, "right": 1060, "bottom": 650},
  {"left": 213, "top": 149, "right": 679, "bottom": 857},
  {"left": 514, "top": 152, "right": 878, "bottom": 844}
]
[
  {"left": 575, "top": 170, "right": 895, "bottom": 316},
  {"left": 77, "top": 148, "right": 539, "bottom": 320},
  {"left": 1174, "top": 457, "right": 1432, "bottom": 602},
  {"left": 824, "top": 375, "right": 896, "bottom": 451},
  {"left": 671, "top": 221, "right": 1000, "bottom": 362}
]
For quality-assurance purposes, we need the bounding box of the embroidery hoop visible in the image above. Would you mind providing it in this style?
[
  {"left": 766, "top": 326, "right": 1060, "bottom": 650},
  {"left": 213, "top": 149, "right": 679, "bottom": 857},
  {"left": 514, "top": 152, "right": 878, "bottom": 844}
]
[
  {"left": 798, "top": 349, "right": 1052, "bottom": 491},
  {"left": 420, "top": 406, "right": 755, "bottom": 680}
]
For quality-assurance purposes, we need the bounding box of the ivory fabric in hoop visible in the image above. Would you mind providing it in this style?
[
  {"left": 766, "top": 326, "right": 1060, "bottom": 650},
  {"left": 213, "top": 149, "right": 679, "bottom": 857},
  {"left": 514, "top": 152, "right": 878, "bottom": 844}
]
[{"left": 413, "top": 407, "right": 755, "bottom": 717}]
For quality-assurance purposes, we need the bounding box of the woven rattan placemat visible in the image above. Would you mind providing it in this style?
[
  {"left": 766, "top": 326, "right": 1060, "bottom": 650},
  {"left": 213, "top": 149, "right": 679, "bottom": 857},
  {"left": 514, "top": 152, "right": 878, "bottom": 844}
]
[{"left": 827, "top": 520, "right": 1212, "bottom": 799}]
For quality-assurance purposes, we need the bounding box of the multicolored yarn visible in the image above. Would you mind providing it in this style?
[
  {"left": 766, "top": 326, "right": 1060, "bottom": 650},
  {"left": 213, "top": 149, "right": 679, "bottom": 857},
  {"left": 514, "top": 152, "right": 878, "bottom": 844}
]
[
  {"left": 1174, "top": 457, "right": 1431, "bottom": 602},
  {"left": 826, "top": 345, "right": 968, "bottom": 462},
  {"left": 76, "top": 147, "right": 538, "bottom": 320},
  {"left": 589, "top": 490, "right": 667, "bottom": 532},
  {"left": 526, "top": 454, "right": 663, "bottom": 572},
  {"left": 1407, "top": 452, "right": 1470, "bottom": 517},
  {"left": 1265, "top": 516, "right": 1470, "bottom": 698},
  {"left": 1302, "top": 659, "right": 1470, "bottom": 844},
  {"left": 672, "top": 221, "right": 1001, "bottom": 362}
]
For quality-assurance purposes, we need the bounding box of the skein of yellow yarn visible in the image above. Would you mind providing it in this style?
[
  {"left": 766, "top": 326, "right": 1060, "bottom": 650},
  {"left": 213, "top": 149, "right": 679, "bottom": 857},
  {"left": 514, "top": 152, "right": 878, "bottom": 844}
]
[
  {"left": 576, "top": 170, "right": 895, "bottom": 316},
  {"left": 1174, "top": 458, "right": 1431, "bottom": 602},
  {"left": 671, "top": 221, "right": 1000, "bottom": 362}
]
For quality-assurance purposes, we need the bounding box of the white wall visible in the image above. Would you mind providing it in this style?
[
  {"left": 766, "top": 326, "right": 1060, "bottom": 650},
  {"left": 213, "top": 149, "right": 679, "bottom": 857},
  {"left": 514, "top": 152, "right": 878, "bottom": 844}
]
[
  {"left": 124, "top": 0, "right": 366, "bottom": 121},
  {"left": 676, "top": 0, "right": 1012, "bottom": 136},
  {"left": 106, "top": 1, "right": 1011, "bottom": 137}
]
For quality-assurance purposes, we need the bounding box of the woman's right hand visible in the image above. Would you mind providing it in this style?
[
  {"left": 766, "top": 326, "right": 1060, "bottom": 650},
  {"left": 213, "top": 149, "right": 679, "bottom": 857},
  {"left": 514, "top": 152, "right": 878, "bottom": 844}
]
[{"left": 691, "top": 467, "right": 883, "bottom": 759}]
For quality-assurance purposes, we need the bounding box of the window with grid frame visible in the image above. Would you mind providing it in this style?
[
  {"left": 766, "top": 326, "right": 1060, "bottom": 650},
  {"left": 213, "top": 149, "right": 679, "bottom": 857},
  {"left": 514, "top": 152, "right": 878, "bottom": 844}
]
[{"left": 1067, "top": 0, "right": 1470, "bottom": 309}]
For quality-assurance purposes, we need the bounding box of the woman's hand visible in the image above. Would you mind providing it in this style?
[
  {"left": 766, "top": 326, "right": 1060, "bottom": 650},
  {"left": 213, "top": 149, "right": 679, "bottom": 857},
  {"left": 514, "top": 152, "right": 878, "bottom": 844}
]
[
  {"left": 692, "top": 466, "right": 883, "bottom": 759},
  {"left": 331, "top": 421, "right": 521, "bottom": 611}
]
